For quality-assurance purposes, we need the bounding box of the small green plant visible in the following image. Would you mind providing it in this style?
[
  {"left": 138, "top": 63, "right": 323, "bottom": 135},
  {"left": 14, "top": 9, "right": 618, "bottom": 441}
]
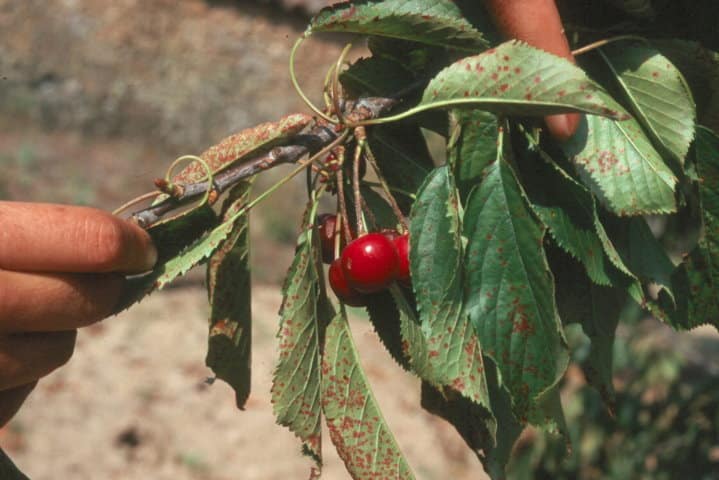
[{"left": 6, "top": 1, "right": 719, "bottom": 478}]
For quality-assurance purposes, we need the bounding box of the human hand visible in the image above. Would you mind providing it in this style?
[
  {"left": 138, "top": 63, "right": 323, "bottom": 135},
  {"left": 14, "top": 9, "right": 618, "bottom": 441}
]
[
  {"left": 483, "top": 0, "right": 581, "bottom": 141},
  {"left": 0, "top": 202, "right": 157, "bottom": 426}
]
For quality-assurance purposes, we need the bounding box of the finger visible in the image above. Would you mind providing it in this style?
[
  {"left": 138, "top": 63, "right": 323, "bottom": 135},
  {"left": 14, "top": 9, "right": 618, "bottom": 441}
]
[
  {"left": 0, "top": 202, "right": 157, "bottom": 274},
  {"left": 0, "top": 270, "right": 123, "bottom": 333},
  {"left": 0, "top": 381, "right": 37, "bottom": 427},
  {"left": 0, "top": 331, "right": 76, "bottom": 391},
  {"left": 483, "top": 0, "right": 580, "bottom": 141}
]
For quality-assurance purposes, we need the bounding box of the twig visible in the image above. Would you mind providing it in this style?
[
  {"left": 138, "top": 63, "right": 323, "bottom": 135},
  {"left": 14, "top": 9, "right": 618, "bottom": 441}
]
[{"left": 130, "top": 95, "right": 402, "bottom": 227}]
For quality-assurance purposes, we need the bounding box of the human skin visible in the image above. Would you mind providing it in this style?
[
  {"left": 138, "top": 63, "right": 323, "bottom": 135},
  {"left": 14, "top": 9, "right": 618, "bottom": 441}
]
[
  {"left": 0, "top": 202, "right": 156, "bottom": 425},
  {"left": 483, "top": 0, "right": 581, "bottom": 141}
]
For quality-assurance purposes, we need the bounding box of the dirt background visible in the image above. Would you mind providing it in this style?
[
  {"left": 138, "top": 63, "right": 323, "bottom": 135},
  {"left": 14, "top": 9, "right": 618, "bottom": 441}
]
[{"left": 0, "top": 1, "right": 488, "bottom": 478}]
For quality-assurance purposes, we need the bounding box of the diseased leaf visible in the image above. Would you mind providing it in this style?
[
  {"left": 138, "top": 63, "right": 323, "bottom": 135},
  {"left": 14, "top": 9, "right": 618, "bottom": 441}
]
[
  {"left": 172, "top": 113, "right": 312, "bottom": 184},
  {"left": 463, "top": 155, "right": 569, "bottom": 422},
  {"left": 419, "top": 41, "right": 630, "bottom": 119},
  {"left": 271, "top": 201, "right": 331, "bottom": 471},
  {"left": 516, "top": 138, "right": 620, "bottom": 287},
  {"left": 449, "top": 109, "right": 498, "bottom": 202},
  {"left": 321, "top": 310, "right": 415, "bottom": 479},
  {"left": 206, "top": 181, "right": 253, "bottom": 408},
  {"left": 410, "top": 165, "right": 492, "bottom": 409},
  {"left": 562, "top": 114, "right": 678, "bottom": 216},
  {"left": 599, "top": 41, "right": 696, "bottom": 166},
  {"left": 310, "top": 0, "right": 488, "bottom": 52}
]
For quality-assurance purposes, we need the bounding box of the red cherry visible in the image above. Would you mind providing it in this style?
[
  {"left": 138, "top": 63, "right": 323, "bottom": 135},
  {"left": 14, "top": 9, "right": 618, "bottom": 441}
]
[
  {"left": 317, "top": 214, "right": 340, "bottom": 264},
  {"left": 393, "top": 233, "right": 410, "bottom": 285},
  {"left": 328, "top": 258, "right": 364, "bottom": 306},
  {"left": 341, "top": 233, "right": 399, "bottom": 293}
]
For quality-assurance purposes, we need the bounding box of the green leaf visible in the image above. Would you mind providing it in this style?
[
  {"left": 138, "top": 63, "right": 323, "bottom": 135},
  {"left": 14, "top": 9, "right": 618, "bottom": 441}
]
[
  {"left": 341, "top": 56, "right": 416, "bottom": 98},
  {"left": 116, "top": 203, "right": 244, "bottom": 312},
  {"left": 653, "top": 40, "right": 719, "bottom": 134},
  {"left": 271, "top": 201, "right": 331, "bottom": 470},
  {"left": 516, "top": 139, "right": 621, "bottom": 287},
  {"left": 601, "top": 215, "right": 676, "bottom": 305},
  {"left": 561, "top": 114, "right": 678, "bottom": 216},
  {"left": 309, "top": 0, "right": 488, "bottom": 52},
  {"left": 172, "top": 113, "right": 312, "bottom": 184},
  {"left": 146, "top": 204, "right": 218, "bottom": 263},
  {"left": 581, "top": 283, "right": 624, "bottom": 414},
  {"left": 663, "top": 127, "right": 719, "bottom": 330},
  {"left": 206, "top": 182, "right": 253, "bottom": 408},
  {"left": 598, "top": 41, "right": 696, "bottom": 166},
  {"left": 463, "top": 155, "right": 569, "bottom": 422},
  {"left": 449, "top": 109, "right": 498, "bottom": 202},
  {"left": 367, "top": 124, "right": 434, "bottom": 211},
  {"left": 321, "top": 309, "right": 415, "bottom": 479},
  {"left": 364, "top": 290, "right": 411, "bottom": 371},
  {"left": 604, "top": 0, "right": 656, "bottom": 18},
  {"left": 479, "top": 357, "right": 524, "bottom": 480},
  {"left": 410, "top": 165, "right": 492, "bottom": 409},
  {"left": 420, "top": 381, "right": 496, "bottom": 462},
  {"left": 419, "top": 41, "right": 630, "bottom": 119}
]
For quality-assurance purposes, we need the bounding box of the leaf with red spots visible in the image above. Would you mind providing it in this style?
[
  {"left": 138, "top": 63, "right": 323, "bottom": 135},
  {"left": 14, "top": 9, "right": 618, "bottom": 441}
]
[
  {"left": 271, "top": 200, "right": 333, "bottom": 472},
  {"left": 206, "top": 182, "right": 253, "bottom": 408},
  {"left": 409, "top": 165, "right": 493, "bottom": 412},
  {"left": 449, "top": 109, "right": 498, "bottom": 202},
  {"left": 171, "top": 113, "right": 312, "bottom": 185},
  {"left": 321, "top": 309, "right": 415, "bottom": 479},
  {"left": 598, "top": 41, "right": 696, "bottom": 167},
  {"left": 659, "top": 127, "right": 719, "bottom": 331},
  {"left": 514, "top": 132, "right": 642, "bottom": 293},
  {"left": 561, "top": 114, "right": 678, "bottom": 216},
  {"left": 417, "top": 41, "right": 629, "bottom": 119},
  {"left": 462, "top": 153, "right": 569, "bottom": 423},
  {"left": 309, "top": 0, "right": 488, "bottom": 52}
]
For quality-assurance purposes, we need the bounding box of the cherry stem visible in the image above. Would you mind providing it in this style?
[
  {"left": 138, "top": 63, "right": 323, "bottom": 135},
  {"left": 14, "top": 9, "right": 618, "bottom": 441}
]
[
  {"left": 334, "top": 210, "right": 343, "bottom": 261},
  {"left": 360, "top": 196, "right": 379, "bottom": 231},
  {"left": 289, "top": 36, "right": 335, "bottom": 123},
  {"left": 571, "top": 34, "right": 648, "bottom": 56},
  {"left": 362, "top": 138, "right": 408, "bottom": 233},
  {"left": 332, "top": 43, "right": 352, "bottom": 125},
  {"left": 335, "top": 146, "right": 353, "bottom": 242},
  {"left": 360, "top": 181, "right": 415, "bottom": 200},
  {"left": 352, "top": 140, "right": 366, "bottom": 236},
  {"left": 112, "top": 191, "right": 162, "bottom": 217}
]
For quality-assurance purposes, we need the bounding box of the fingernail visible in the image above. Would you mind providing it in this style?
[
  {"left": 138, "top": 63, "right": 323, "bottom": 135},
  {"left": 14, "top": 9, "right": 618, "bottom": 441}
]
[
  {"left": 143, "top": 241, "right": 158, "bottom": 271},
  {"left": 545, "top": 113, "right": 581, "bottom": 142}
]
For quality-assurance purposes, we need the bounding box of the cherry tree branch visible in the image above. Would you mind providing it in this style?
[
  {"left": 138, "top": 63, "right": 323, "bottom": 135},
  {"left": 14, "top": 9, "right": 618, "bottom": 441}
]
[{"left": 130, "top": 96, "right": 399, "bottom": 227}]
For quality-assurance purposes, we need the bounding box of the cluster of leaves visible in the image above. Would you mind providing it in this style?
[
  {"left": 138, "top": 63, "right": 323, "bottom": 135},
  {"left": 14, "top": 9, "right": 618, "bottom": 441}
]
[{"left": 4, "top": 1, "right": 718, "bottom": 479}]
